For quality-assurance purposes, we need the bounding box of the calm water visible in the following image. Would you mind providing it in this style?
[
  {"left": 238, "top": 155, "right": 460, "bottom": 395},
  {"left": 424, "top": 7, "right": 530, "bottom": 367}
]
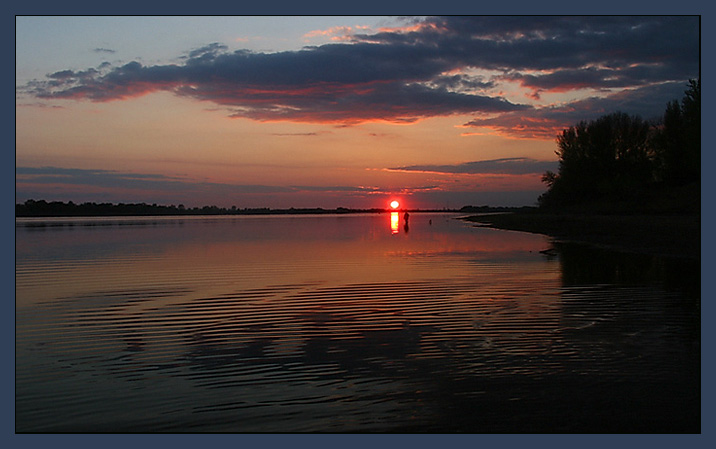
[{"left": 15, "top": 213, "right": 700, "bottom": 433}]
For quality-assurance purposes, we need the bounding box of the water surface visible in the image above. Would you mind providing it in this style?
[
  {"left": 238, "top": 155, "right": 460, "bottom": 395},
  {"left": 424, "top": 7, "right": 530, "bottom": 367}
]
[{"left": 15, "top": 213, "right": 700, "bottom": 432}]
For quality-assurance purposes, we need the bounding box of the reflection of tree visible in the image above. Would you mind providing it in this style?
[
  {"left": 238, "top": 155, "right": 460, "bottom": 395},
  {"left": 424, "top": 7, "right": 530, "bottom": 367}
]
[
  {"left": 556, "top": 241, "right": 661, "bottom": 286},
  {"left": 550, "top": 241, "right": 700, "bottom": 433},
  {"left": 554, "top": 241, "right": 700, "bottom": 300}
]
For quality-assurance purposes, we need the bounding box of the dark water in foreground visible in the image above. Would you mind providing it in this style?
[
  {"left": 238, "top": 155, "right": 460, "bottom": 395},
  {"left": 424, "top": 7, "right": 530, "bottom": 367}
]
[{"left": 15, "top": 213, "right": 700, "bottom": 433}]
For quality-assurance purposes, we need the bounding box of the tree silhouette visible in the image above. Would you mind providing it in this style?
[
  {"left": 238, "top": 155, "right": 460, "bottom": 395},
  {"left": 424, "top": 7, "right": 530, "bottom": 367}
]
[
  {"left": 539, "top": 112, "right": 652, "bottom": 209},
  {"left": 653, "top": 78, "right": 700, "bottom": 186},
  {"left": 539, "top": 78, "right": 700, "bottom": 212}
]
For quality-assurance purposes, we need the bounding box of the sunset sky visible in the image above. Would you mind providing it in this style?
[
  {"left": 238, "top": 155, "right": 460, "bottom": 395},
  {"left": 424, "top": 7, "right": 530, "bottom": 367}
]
[{"left": 15, "top": 16, "right": 700, "bottom": 209}]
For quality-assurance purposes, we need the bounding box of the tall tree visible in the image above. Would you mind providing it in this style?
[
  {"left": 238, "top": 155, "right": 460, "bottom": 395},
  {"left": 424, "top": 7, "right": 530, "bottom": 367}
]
[
  {"left": 681, "top": 78, "right": 701, "bottom": 183},
  {"left": 539, "top": 112, "right": 652, "bottom": 209},
  {"left": 653, "top": 78, "right": 700, "bottom": 185}
]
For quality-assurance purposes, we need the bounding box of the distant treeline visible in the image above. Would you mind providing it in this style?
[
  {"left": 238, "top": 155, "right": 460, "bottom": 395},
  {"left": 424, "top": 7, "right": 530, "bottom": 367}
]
[
  {"left": 539, "top": 78, "right": 700, "bottom": 214},
  {"left": 14, "top": 200, "right": 382, "bottom": 217},
  {"left": 15, "top": 199, "right": 532, "bottom": 218},
  {"left": 17, "top": 200, "right": 527, "bottom": 217}
]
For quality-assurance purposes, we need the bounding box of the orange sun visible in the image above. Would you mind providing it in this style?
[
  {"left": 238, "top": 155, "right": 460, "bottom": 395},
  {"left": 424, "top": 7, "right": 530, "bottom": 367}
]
[{"left": 390, "top": 200, "right": 400, "bottom": 209}]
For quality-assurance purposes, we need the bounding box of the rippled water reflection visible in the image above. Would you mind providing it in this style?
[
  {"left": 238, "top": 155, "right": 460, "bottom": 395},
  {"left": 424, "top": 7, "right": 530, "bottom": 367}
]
[{"left": 15, "top": 214, "right": 699, "bottom": 432}]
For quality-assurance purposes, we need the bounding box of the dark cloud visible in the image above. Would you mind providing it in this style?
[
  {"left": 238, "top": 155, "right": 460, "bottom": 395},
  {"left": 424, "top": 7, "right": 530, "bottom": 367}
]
[
  {"left": 500, "top": 65, "right": 678, "bottom": 95},
  {"left": 356, "top": 16, "right": 698, "bottom": 75},
  {"left": 389, "top": 158, "right": 558, "bottom": 175},
  {"left": 291, "top": 184, "right": 440, "bottom": 194},
  {"left": 224, "top": 81, "right": 527, "bottom": 124},
  {"left": 409, "top": 189, "right": 545, "bottom": 208},
  {"left": 429, "top": 74, "right": 495, "bottom": 91},
  {"left": 290, "top": 185, "right": 380, "bottom": 193},
  {"left": 21, "top": 16, "right": 699, "bottom": 131},
  {"left": 464, "top": 81, "right": 690, "bottom": 139},
  {"left": 184, "top": 42, "right": 228, "bottom": 61}
]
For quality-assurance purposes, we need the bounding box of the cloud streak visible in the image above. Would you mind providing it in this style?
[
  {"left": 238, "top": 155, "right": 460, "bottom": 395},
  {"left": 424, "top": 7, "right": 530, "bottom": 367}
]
[
  {"left": 16, "top": 166, "right": 292, "bottom": 194},
  {"left": 388, "top": 158, "right": 558, "bottom": 175},
  {"left": 20, "top": 16, "right": 699, "bottom": 136},
  {"left": 15, "top": 166, "right": 436, "bottom": 198}
]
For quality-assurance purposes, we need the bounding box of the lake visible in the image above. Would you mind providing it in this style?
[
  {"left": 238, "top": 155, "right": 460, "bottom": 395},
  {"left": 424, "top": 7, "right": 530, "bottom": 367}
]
[{"left": 15, "top": 213, "right": 700, "bottom": 433}]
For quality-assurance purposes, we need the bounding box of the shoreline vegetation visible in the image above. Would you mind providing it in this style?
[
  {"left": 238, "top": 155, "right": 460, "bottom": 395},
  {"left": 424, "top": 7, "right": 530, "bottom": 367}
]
[{"left": 15, "top": 199, "right": 505, "bottom": 217}]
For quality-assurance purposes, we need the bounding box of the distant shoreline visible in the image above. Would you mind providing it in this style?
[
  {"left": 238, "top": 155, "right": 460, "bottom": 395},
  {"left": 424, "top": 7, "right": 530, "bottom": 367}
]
[
  {"left": 15, "top": 199, "right": 526, "bottom": 218},
  {"left": 14, "top": 208, "right": 460, "bottom": 218},
  {"left": 462, "top": 211, "right": 701, "bottom": 260}
]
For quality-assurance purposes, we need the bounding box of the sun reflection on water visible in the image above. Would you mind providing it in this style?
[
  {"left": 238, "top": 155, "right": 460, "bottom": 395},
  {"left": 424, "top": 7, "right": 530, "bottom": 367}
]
[{"left": 390, "top": 212, "right": 400, "bottom": 234}]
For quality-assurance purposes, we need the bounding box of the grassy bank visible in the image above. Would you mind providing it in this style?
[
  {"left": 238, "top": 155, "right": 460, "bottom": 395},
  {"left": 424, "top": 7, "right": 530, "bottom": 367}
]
[{"left": 462, "top": 211, "right": 700, "bottom": 260}]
